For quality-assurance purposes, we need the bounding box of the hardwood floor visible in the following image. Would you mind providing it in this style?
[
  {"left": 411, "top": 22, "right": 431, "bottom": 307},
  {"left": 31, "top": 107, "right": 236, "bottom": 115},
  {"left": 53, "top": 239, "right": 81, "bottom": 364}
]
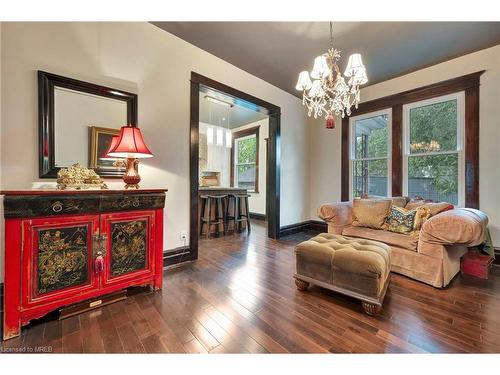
[{"left": 2, "top": 220, "right": 500, "bottom": 353}]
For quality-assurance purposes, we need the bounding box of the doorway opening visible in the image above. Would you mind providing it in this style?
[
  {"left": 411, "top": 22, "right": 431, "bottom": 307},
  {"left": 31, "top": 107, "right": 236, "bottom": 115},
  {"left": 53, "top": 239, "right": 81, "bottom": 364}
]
[{"left": 188, "top": 72, "right": 281, "bottom": 262}]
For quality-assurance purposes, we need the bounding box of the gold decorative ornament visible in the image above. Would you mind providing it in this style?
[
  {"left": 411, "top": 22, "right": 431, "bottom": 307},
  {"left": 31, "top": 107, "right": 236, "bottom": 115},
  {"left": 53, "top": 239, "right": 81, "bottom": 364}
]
[{"left": 56, "top": 163, "right": 108, "bottom": 190}]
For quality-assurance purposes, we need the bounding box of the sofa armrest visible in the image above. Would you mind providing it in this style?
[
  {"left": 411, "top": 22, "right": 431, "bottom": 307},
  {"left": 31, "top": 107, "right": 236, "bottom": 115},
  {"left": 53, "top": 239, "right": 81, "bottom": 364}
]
[
  {"left": 317, "top": 202, "right": 353, "bottom": 234},
  {"left": 419, "top": 208, "right": 488, "bottom": 247}
]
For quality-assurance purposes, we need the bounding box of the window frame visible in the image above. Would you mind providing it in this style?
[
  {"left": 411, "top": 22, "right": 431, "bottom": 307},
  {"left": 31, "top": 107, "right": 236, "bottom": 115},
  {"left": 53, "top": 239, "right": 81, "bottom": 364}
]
[
  {"left": 348, "top": 108, "right": 392, "bottom": 200},
  {"left": 402, "top": 91, "right": 465, "bottom": 206},
  {"left": 230, "top": 125, "right": 260, "bottom": 193}
]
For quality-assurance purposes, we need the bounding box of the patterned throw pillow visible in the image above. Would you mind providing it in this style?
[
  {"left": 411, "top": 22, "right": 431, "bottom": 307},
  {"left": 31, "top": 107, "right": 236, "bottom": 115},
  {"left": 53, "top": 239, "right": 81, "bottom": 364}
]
[{"left": 386, "top": 206, "right": 430, "bottom": 234}]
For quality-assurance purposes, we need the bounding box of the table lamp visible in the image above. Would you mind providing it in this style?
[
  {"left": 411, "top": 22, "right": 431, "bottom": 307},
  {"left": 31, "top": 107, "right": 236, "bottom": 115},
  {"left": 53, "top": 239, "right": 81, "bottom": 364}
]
[{"left": 106, "top": 125, "right": 153, "bottom": 189}]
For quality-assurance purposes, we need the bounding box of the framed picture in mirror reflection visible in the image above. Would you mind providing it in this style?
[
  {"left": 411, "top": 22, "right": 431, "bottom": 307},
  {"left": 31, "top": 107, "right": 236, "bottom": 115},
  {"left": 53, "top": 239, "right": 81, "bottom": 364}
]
[{"left": 89, "top": 126, "right": 125, "bottom": 175}]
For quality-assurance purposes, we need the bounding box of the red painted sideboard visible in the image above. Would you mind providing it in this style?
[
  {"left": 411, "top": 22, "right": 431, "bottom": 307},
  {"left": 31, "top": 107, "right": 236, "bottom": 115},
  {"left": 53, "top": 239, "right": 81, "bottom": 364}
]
[{"left": 2, "top": 189, "right": 167, "bottom": 340}]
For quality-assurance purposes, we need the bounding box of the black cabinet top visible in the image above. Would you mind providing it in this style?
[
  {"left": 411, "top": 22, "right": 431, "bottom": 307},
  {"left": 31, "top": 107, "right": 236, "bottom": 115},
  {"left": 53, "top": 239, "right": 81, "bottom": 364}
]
[{"left": 2, "top": 190, "right": 167, "bottom": 218}]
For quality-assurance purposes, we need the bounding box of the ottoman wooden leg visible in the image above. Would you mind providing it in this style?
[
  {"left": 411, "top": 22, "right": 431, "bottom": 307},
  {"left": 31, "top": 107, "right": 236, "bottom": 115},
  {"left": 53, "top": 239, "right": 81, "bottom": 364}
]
[
  {"left": 295, "top": 278, "right": 310, "bottom": 291},
  {"left": 361, "top": 301, "right": 382, "bottom": 316}
]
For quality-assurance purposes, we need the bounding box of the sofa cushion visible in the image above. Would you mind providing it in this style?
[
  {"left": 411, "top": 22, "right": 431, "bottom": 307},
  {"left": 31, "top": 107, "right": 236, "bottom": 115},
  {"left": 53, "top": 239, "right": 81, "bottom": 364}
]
[
  {"left": 343, "top": 225, "right": 418, "bottom": 251},
  {"left": 352, "top": 198, "right": 392, "bottom": 229},
  {"left": 390, "top": 196, "right": 410, "bottom": 208},
  {"left": 405, "top": 201, "right": 453, "bottom": 216},
  {"left": 365, "top": 195, "right": 408, "bottom": 207}
]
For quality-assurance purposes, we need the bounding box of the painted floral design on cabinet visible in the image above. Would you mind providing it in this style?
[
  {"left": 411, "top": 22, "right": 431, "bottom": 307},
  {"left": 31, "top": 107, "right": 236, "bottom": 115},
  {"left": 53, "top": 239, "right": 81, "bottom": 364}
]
[
  {"left": 110, "top": 220, "right": 147, "bottom": 277},
  {"left": 37, "top": 226, "right": 89, "bottom": 295}
]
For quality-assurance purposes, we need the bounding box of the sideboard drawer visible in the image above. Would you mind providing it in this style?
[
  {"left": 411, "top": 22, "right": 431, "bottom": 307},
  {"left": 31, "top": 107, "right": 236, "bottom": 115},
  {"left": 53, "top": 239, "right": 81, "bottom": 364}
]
[
  {"left": 4, "top": 195, "right": 100, "bottom": 218},
  {"left": 100, "top": 193, "right": 165, "bottom": 213}
]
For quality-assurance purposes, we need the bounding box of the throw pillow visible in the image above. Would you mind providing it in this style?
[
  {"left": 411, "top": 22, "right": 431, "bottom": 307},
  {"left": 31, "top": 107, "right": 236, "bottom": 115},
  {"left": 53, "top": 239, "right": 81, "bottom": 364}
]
[
  {"left": 352, "top": 199, "right": 392, "bottom": 229},
  {"left": 390, "top": 196, "right": 409, "bottom": 208},
  {"left": 386, "top": 206, "right": 418, "bottom": 234},
  {"left": 362, "top": 195, "right": 408, "bottom": 207},
  {"left": 405, "top": 201, "right": 453, "bottom": 216},
  {"left": 386, "top": 206, "right": 430, "bottom": 234}
]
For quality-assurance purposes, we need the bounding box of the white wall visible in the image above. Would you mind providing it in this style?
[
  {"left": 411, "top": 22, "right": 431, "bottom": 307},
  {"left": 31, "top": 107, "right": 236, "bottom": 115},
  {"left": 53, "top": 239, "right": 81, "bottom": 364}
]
[
  {"left": 231, "top": 118, "right": 269, "bottom": 215},
  {"left": 309, "top": 44, "right": 500, "bottom": 246},
  {"left": 0, "top": 22, "right": 311, "bottom": 282}
]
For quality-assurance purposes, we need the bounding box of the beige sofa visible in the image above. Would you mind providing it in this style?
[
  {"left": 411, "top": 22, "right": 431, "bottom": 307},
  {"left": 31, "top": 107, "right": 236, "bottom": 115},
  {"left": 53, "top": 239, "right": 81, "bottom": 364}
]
[{"left": 318, "top": 200, "right": 488, "bottom": 288}]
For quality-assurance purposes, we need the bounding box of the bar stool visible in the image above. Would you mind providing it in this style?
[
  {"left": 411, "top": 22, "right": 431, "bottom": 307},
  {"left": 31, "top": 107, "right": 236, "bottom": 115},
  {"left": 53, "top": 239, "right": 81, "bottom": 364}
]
[
  {"left": 226, "top": 194, "right": 251, "bottom": 233},
  {"left": 200, "top": 195, "right": 227, "bottom": 239}
]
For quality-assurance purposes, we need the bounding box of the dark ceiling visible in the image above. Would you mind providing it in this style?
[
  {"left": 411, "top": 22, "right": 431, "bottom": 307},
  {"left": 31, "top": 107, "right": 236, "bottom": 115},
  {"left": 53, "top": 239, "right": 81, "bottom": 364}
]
[{"left": 152, "top": 22, "right": 500, "bottom": 97}]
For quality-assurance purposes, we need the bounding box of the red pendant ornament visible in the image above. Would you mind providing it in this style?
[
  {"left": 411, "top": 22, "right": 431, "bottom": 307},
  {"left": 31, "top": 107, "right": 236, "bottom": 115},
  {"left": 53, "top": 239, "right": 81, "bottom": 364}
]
[{"left": 326, "top": 114, "right": 335, "bottom": 129}]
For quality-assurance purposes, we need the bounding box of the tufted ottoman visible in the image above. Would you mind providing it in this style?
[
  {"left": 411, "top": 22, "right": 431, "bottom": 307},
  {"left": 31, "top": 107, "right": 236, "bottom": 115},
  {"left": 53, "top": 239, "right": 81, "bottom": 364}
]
[{"left": 294, "top": 233, "right": 391, "bottom": 315}]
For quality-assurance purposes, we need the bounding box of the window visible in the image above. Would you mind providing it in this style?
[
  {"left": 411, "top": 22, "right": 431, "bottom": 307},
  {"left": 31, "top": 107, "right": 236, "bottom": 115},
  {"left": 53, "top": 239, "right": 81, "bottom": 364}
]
[
  {"left": 403, "top": 92, "right": 464, "bottom": 206},
  {"left": 231, "top": 127, "right": 259, "bottom": 192},
  {"left": 349, "top": 109, "right": 391, "bottom": 199}
]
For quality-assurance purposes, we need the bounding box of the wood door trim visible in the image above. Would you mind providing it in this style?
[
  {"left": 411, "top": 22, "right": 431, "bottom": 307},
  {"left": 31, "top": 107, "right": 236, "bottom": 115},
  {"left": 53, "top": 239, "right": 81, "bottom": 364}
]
[{"left": 190, "top": 72, "right": 281, "bottom": 264}]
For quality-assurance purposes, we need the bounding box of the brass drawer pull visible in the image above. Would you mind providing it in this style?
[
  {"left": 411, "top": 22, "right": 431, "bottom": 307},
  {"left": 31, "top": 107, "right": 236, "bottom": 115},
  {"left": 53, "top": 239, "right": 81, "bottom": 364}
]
[{"left": 52, "top": 201, "right": 63, "bottom": 212}]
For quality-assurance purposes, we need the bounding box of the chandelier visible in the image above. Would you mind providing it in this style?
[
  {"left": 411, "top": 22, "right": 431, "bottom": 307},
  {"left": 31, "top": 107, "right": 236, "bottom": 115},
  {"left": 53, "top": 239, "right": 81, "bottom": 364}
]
[{"left": 296, "top": 22, "right": 368, "bottom": 128}]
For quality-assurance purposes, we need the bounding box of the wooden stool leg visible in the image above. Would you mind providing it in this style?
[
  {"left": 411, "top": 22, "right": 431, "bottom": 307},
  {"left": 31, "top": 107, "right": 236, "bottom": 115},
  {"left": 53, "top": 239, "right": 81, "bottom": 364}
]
[
  {"left": 234, "top": 197, "right": 239, "bottom": 233},
  {"left": 216, "top": 198, "right": 223, "bottom": 236},
  {"left": 206, "top": 198, "right": 212, "bottom": 240},
  {"left": 295, "top": 278, "right": 310, "bottom": 291},
  {"left": 222, "top": 197, "right": 227, "bottom": 235},
  {"left": 245, "top": 196, "right": 251, "bottom": 233},
  {"left": 225, "top": 196, "right": 231, "bottom": 232},
  {"left": 200, "top": 198, "right": 206, "bottom": 236},
  {"left": 361, "top": 301, "right": 382, "bottom": 316}
]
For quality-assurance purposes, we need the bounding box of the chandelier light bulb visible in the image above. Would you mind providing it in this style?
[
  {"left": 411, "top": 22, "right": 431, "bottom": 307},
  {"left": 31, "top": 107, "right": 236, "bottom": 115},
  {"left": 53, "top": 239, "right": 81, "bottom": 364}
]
[
  {"left": 310, "top": 55, "right": 330, "bottom": 79},
  {"left": 352, "top": 68, "right": 368, "bottom": 85},
  {"left": 344, "top": 53, "right": 365, "bottom": 77},
  {"left": 225, "top": 130, "right": 232, "bottom": 148},
  {"left": 308, "top": 80, "right": 324, "bottom": 98},
  {"left": 296, "top": 71, "right": 313, "bottom": 91}
]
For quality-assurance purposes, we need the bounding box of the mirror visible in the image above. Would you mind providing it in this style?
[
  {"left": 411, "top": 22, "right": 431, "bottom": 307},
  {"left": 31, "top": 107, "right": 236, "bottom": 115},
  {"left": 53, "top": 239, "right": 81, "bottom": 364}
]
[{"left": 38, "top": 71, "right": 138, "bottom": 178}]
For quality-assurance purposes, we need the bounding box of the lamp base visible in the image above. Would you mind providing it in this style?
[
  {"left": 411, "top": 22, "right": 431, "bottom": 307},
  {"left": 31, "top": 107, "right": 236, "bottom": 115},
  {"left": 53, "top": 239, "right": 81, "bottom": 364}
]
[
  {"left": 123, "top": 157, "right": 141, "bottom": 189},
  {"left": 124, "top": 183, "right": 140, "bottom": 190}
]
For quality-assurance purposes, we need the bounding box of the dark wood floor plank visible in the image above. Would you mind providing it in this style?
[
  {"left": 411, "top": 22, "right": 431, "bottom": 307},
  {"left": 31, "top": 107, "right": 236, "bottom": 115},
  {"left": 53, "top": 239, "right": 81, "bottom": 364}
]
[
  {"left": 183, "top": 337, "right": 210, "bottom": 353},
  {"left": 141, "top": 333, "right": 169, "bottom": 353},
  {"left": 97, "top": 305, "right": 125, "bottom": 353},
  {"left": 115, "top": 322, "right": 146, "bottom": 353},
  {"left": 79, "top": 310, "right": 105, "bottom": 353}
]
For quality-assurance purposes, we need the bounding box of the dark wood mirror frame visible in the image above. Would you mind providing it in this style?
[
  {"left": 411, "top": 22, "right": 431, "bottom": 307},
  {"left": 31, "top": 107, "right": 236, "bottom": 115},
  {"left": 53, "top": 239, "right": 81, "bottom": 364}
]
[{"left": 38, "top": 70, "right": 138, "bottom": 178}]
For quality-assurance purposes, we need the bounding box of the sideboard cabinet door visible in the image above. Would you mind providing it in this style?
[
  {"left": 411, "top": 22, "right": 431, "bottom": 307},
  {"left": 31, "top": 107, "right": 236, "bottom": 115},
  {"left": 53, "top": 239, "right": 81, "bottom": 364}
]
[
  {"left": 100, "top": 210, "right": 156, "bottom": 288},
  {"left": 21, "top": 214, "right": 100, "bottom": 311}
]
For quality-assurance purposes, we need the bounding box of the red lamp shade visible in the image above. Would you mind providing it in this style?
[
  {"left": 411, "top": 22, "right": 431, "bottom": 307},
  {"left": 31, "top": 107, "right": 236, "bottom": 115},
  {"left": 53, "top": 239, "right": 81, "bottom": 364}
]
[
  {"left": 104, "top": 136, "right": 120, "bottom": 158},
  {"left": 107, "top": 125, "right": 153, "bottom": 159}
]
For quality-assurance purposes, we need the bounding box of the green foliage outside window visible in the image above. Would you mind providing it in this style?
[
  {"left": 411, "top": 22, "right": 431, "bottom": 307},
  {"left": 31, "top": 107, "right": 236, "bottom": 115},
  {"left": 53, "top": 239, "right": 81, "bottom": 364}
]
[
  {"left": 237, "top": 137, "right": 256, "bottom": 163},
  {"left": 408, "top": 100, "right": 458, "bottom": 195},
  {"left": 236, "top": 135, "right": 257, "bottom": 191}
]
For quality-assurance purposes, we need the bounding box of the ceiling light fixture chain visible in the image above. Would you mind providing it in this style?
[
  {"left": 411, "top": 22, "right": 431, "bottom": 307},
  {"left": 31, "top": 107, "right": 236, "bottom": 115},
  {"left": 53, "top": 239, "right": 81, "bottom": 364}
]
[{"left": 295, "top": 22, "right": 368, "bottom": 129}]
